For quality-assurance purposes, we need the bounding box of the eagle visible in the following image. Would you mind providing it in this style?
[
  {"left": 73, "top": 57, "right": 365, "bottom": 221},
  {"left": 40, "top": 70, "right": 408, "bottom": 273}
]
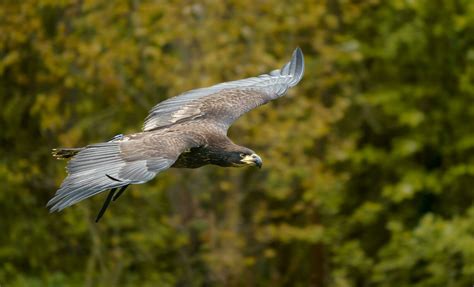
[{"left": 48, "top": 48, "right": 304, "bottom": 221}]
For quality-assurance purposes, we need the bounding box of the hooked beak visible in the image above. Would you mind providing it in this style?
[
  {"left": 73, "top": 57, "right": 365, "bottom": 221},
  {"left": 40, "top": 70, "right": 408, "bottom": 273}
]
[{"left": 241, "top": 154, "right": 263, "bottom": 169}]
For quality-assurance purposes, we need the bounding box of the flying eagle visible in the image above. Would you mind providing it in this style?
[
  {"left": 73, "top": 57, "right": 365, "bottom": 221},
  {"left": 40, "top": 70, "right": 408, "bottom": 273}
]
[{"left": 48, "top": 48, "right": 304, "bottom": 221}]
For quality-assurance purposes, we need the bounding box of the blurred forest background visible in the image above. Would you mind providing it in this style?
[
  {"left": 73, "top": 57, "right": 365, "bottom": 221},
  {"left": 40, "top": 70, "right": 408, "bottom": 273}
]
[{"left": 1, "top": 0, "right": 474, "bottom": 286}]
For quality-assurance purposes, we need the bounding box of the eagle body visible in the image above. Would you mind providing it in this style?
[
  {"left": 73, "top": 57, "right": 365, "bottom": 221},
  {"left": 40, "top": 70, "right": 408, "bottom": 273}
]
[
  {"left": 49, "top": 48, "right": 304, "bottom": 218},
  {"left": 112, "top": 121, "right": 255, "bottom": 169},
  {"left": 173, "top": 141, "right": 256, "bottom": 169}
]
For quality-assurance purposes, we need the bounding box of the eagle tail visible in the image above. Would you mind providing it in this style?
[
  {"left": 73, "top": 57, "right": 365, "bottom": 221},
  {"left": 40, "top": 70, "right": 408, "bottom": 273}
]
[
  {"left": 52, "top": 147, "right": 85, "bottom": 159},
  {"left": 52, "top": 134, "right": 124, "bottom": 159}
]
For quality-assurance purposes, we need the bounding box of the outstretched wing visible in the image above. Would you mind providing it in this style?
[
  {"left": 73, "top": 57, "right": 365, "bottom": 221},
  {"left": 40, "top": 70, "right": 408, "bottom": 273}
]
[
  {"left": 48, "top": 131, "right": 200, "bottom": 212},
  {"left": 143, "top": 48, "right": 304, "bottom": 132}
]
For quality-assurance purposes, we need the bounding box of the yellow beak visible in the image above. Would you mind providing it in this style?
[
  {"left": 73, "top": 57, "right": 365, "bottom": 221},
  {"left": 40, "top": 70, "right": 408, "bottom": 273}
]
[{"left": 241, "top": 154, "right": 262, "bottom": 168}]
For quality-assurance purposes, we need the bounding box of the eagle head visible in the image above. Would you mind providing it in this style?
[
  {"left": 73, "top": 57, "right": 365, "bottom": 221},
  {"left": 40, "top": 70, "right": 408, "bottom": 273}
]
[{"left": 230, "top": 149, "right": 262, "bottom": 168}]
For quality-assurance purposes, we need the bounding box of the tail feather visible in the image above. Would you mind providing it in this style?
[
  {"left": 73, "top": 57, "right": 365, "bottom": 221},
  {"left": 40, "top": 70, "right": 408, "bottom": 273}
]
[{"left": 52, "top": 147, "right": 84, "bottom": 159}]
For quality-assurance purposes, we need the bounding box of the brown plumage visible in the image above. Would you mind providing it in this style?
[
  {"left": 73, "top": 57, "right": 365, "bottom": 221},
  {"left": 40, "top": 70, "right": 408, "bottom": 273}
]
[{"left": 48, "top": 48, "right": 304, "bottom": 220}]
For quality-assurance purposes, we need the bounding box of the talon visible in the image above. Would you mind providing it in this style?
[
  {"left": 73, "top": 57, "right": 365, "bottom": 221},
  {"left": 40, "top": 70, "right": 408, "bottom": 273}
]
[
  {"left": 95, "top": 188, "right": 116, "bottom": 222},
  {"left": 113, "top": 185, "right": 129, "bottom": 201}
]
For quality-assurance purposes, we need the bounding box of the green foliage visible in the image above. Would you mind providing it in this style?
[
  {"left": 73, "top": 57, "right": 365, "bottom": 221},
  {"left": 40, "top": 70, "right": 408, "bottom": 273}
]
[{"left": 1, "top": 0, "right": 473, "bottom": 286}]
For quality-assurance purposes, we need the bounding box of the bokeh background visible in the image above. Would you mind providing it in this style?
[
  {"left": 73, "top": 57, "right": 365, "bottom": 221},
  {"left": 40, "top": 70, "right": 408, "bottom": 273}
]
[{"left": 1, "top": 0, "right": 474, "bottom": 286}]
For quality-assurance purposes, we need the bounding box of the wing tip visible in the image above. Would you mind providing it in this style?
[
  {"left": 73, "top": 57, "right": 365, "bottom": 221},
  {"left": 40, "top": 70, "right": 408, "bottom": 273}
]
[
  {"left": 46, "top": 189, "right": 70, "bottom": 212},
  {"left": 46, "top": 198, "right": 62, "bottom": 213},
  {"left": 294, "top": 47, "right": 303, "bottom": 58},
  {"left": 281, "top": 47, "right": 304, "bottom": 86},
  {"left": 291, "top": 47, "right": 305, "bottom": 86}
]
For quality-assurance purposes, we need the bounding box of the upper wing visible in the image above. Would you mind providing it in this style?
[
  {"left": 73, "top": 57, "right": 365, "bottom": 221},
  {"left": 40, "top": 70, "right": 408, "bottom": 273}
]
[
  {"left": 48, "top": 131, "right": 201, "bottom": 212},
  {"left": 143, "top": 48, "right": 304, "bottom": 132}
]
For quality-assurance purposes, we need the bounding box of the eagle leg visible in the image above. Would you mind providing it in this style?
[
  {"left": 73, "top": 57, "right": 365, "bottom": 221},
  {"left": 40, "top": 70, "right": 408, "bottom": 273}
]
[
  {"left": 95, "top": 188, "right": 117, "bottom": 222},
  {"left": 112, "top": 185, "right": 129, "bottom": 202}
]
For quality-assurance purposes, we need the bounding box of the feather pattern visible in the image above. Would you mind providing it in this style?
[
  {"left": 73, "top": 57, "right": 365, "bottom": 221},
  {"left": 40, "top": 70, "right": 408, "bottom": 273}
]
[
  {"left": 143, "top": 48, "right": 304, "bottom": 132},
  {"left": 47, "top": 142, "right": 175, "bottom": 212}
]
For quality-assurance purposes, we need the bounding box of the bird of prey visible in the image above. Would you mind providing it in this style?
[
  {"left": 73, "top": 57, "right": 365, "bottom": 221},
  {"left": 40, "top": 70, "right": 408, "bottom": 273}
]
[{"left": 48, "top": 48, "right": 304, "bottom": 221}]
